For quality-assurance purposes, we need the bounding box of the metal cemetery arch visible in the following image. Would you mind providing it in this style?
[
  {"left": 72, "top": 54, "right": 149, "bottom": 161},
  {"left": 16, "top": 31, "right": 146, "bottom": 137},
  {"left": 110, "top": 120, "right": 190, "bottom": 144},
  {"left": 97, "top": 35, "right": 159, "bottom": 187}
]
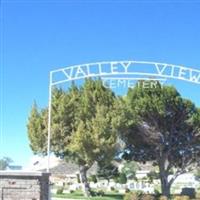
[{"left": 47, "top": 60, "right": 200, "bottom": 171}]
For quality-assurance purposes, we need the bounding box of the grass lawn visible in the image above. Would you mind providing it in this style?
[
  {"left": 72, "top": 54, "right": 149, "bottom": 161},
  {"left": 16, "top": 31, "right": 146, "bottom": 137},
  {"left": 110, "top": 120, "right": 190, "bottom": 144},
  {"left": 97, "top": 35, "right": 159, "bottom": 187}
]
[{"left": 53, "top": 191, "right": 124, "bottom": 200}]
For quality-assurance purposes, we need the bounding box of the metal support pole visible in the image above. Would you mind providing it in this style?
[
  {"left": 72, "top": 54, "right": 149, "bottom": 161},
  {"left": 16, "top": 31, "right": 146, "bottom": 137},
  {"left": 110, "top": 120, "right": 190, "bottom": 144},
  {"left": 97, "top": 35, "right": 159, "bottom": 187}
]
[{"left": 47, "top": 71, "right": 53, "bottom": 172}]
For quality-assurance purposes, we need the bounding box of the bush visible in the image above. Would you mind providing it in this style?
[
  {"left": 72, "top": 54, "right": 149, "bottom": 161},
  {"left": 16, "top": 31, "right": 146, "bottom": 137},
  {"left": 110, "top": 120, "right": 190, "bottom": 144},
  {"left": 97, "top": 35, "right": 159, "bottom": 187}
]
[
  {"left": 159, "top": 196, "right": 168, "bottom": 200},
  {"left": 90, "top": 190, "right": 105, "bottom": 197},
  {"left": 69, "top": 190, "right": 74, "bottom": 193},
  {"left": 124, "top": 192, "right": 138, "bottom": 200},
  {"left": 173, "top": 195, "right": 190, "bottom": 200},
  {"left": 124, "top": 192, "right": 156, "bottom": 200},
  {"left": 147, "top": 171, "right": 159, "bottom": 183},
  {"left": 56, "top": 188, "right": 63, "bottom": 194},
  {"left": 110, "top": 186, "right": 115, "bottom": 191},
  {"left": 136, "top": 190, "right": 144, "bottom": 198},
  {"left": 88, "top": 175, "right": 98, "bottom": 183},
  {"left": 97, "top": 189, "right": 105, "bottom": 196},
  {"left": 110, "top": 186, "right": 118, "bottom": 193},
  {"left": 154, "top": 189, "right": 160, "bottom": 197},
  {"left": 118, "top": 173, "right": 127, "bottom": 184},
  {"left": 90, "top": 190, "right": 96, "bottom": 196},
  {"left": 141, "top": 194, "right": 155, "bottom": 200},
  {"left": 125, "top": 188, "right": 130, "bottom": 193}
]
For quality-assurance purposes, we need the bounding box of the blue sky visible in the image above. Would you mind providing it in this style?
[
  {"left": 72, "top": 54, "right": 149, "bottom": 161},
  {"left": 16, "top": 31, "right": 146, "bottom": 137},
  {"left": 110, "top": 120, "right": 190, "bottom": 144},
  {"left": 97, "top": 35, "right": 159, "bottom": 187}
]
[{"left": 1, "top": 0, "right": 200, "bottom": 166}]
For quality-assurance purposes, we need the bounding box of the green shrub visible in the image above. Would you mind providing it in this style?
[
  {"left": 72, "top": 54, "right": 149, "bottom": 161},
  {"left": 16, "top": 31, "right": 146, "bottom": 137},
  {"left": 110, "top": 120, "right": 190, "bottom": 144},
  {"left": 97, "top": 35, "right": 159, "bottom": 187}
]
[
  {"left": 88, "top": 175, "right": 98, "bottom": 183},
  {"left": 154, "top": 189, "right": 160, "bottom": 197},
  {"left": 124, "top": 192, "right": 138, "bottom": 200},
  {"left": 97, "top": 189, "right": 105, "bottom": 196},
  {"left": 56, "top": 188, "right": 63, "bottom": 194},
  {"left": 69, "top": 190, "right": 74, "bottom": 193},
  {"left": 118, "top": 173, "right": 127, "bottom": 184},
  {"left": 141, "top": 194, "right": 155, "bottom": 200},
  {"left": 159, "top": 196, "right": 168, "bottom": 200},
  {"left": 147, "top": 171, "right": 159, "bottom": 183},
  {"left": 110, "top": 186, "right": 115, "bottom": 191},
  {"left": 124, "top": 192, "right": 156, "bottom": 200},
  {"left": 173, "top": 195, "right": 190, "bottom": 200},
  {"left": 110, "top": 186, "right": 118, "bottom": 193},
  {"left": 125, "top": 188, "right": 130, "bottom": 193},
  {"left": 136, "top": 190, "right": 144, "bottom": 198},
  {"left": 91, "top": 190, "right": 96, "bottom": 196},
  {"left": 90, "top": 190, "right": 105, "bottom": 197}
]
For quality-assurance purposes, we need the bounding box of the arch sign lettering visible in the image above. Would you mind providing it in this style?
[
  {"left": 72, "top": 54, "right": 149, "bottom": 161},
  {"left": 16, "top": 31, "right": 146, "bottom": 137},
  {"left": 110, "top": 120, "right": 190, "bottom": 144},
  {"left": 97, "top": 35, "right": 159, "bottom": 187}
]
[
  {"left": 51, "top": 61, "right": 200, "bottom": 86},
  {"left": 46, "top": 61, "right": 200, "bottom": 171}
]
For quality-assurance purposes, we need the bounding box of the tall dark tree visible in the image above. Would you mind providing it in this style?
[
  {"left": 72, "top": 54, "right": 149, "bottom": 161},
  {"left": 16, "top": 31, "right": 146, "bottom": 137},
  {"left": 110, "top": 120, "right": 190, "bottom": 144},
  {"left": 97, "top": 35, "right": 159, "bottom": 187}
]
[
  {"left": 97, "top": 162, "right": 119, "bottom": 183},
  {"left": 121, "top": 81, "right": 200, "bottom": 198}
]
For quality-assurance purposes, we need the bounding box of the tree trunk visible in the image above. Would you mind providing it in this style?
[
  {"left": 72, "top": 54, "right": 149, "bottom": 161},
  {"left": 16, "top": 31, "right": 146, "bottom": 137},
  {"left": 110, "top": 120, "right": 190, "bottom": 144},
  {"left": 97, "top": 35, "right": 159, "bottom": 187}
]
[
  {"left": 160, "top": 176, "right": 170, "bottom": 198},
  {"left": 159, "top": 160, "right": 171, "bottom": 199},
  {"left": 79, "top": 165, "right": 91, "bottom": 197}
]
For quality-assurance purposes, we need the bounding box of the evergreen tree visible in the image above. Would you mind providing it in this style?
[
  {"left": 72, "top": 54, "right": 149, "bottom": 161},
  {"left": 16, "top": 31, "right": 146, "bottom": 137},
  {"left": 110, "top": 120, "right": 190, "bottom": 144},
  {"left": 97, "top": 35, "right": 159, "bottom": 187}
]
[
  {"left": 27, "top": 102, "right": 48, "bottom": 154},
  {"left": 121, "top": 81, "right": 200, "bottom": 198},
  {"left": 97, "top": 162, "right": 119, "bottom": 183},
  {"left": 27, "top": 79, "right": 118, "bottom": 197}
]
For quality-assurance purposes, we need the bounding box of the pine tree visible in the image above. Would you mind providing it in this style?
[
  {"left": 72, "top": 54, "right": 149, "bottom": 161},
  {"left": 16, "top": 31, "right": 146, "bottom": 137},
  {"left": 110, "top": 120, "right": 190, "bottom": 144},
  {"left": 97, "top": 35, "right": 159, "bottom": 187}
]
[
  {"left": 121, "top": 81, "right": 200, "bottom": 198},
  {"left": 27, "top": 79, "right": 118, "bottom": 197}
]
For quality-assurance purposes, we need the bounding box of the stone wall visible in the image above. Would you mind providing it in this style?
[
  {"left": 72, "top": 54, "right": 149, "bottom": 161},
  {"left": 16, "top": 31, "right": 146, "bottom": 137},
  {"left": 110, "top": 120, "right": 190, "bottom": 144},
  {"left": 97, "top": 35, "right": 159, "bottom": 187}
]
[{"left": 0, "top": 171, "right": 50, "bottom": 200}]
